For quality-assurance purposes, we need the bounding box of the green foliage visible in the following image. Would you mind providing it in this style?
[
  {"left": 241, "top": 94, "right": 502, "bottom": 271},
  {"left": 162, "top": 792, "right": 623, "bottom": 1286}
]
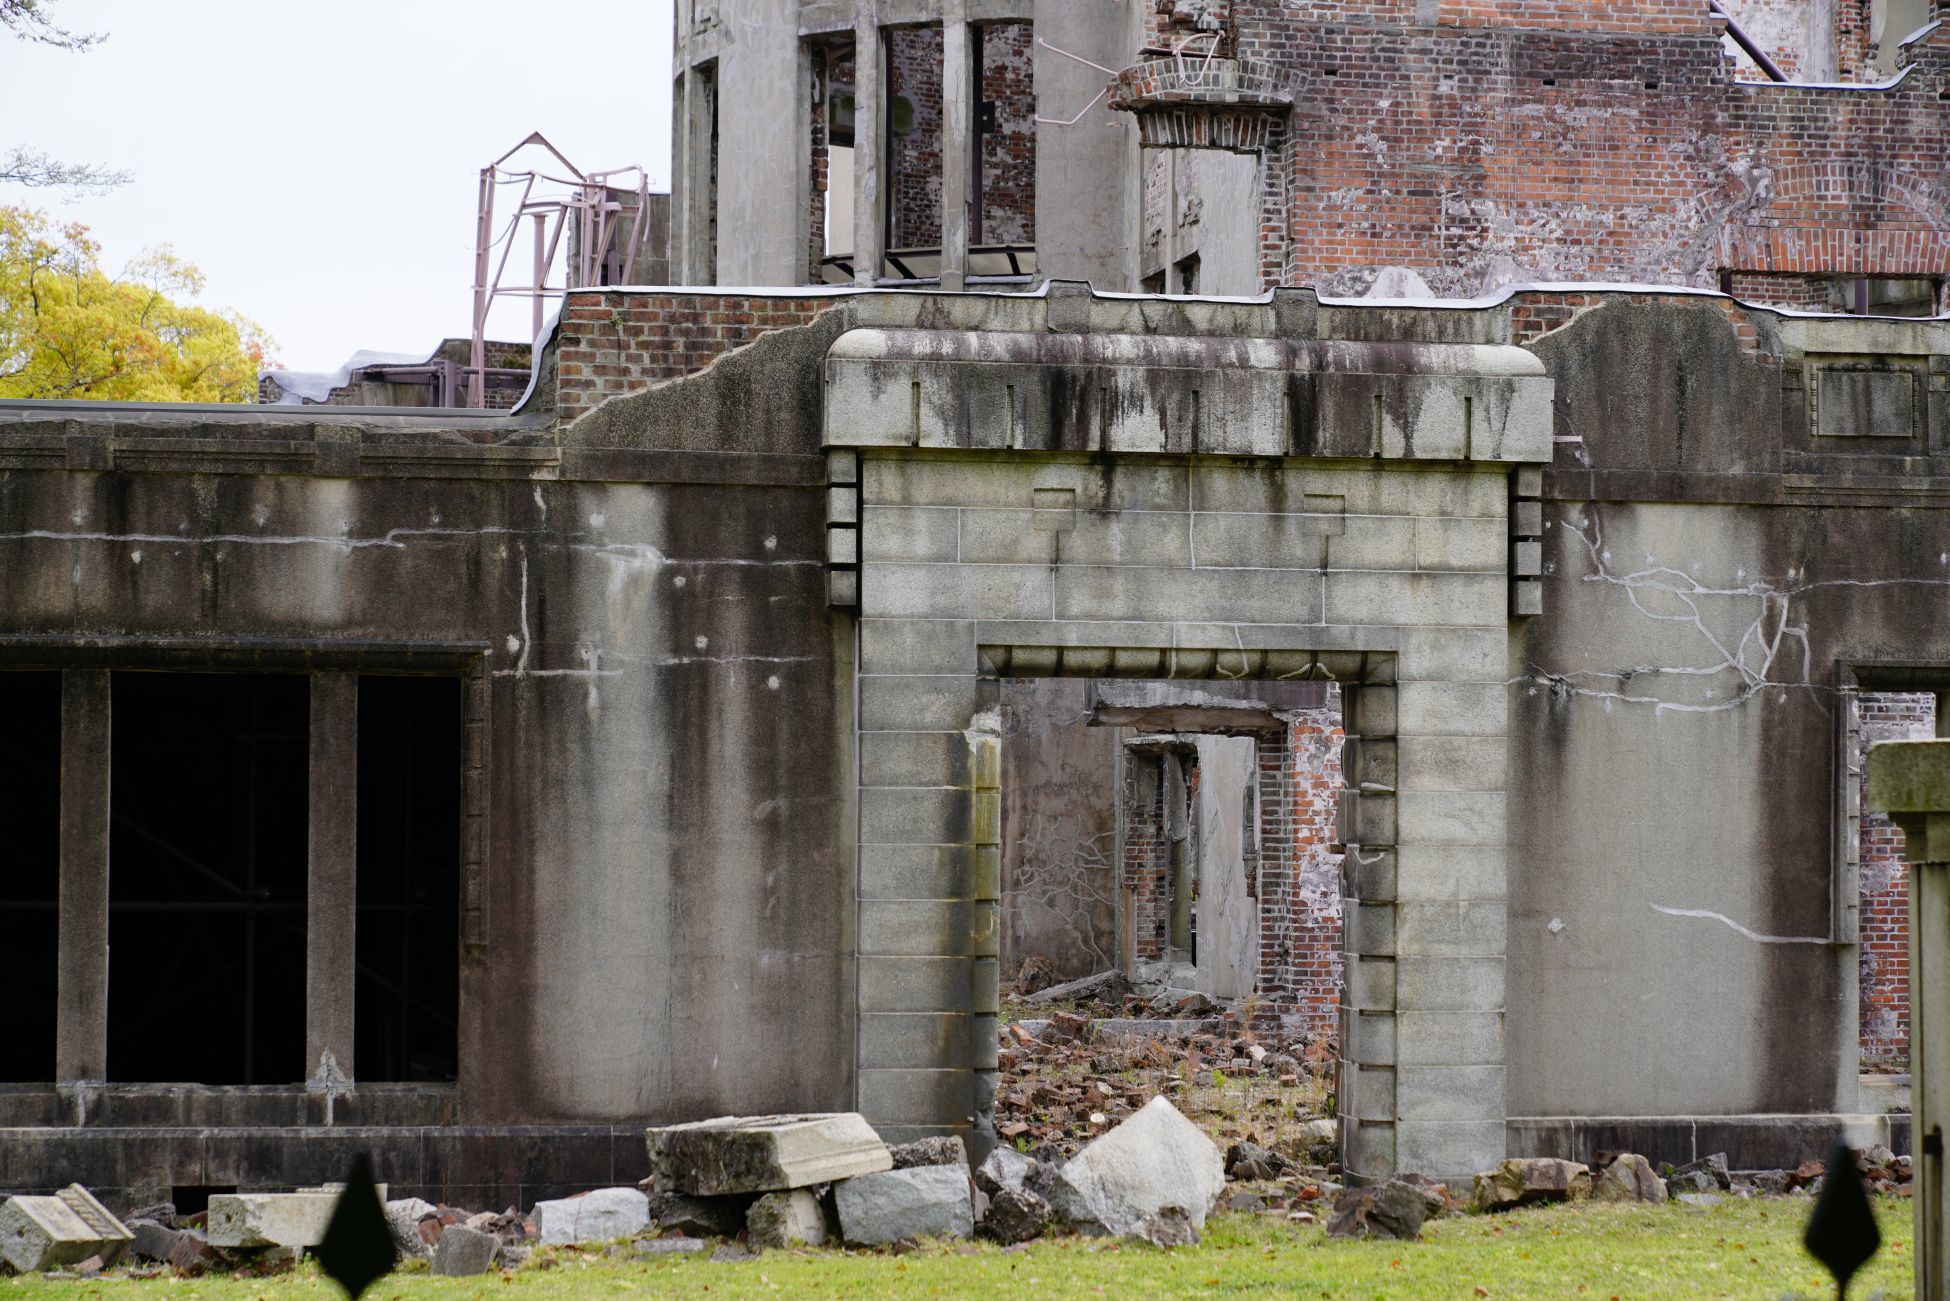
[{"left": 0, "top": 206, "right": 273, "bottom": 402}]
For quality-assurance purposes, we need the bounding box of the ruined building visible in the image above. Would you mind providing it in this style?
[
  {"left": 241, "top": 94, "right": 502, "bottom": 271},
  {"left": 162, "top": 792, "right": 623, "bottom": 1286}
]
[{"left": 0, "top": 0, "right": 1947, "bottom": 1209}]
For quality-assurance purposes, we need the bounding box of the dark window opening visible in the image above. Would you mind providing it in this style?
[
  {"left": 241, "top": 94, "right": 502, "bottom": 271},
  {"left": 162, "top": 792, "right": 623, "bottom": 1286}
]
[
  {"left": 0, "top": 672, "right": 61, "bottom": 1082},
  {"left": 170, "top": 1186, "right": 234, "bottom": 1217},
  {"left": 108, "top": 673, "right": 309, "bottom": 1085},
  {"left": 1174, "top": 251, "right": 1201, "bottom": 296},
  {"left": 355, "top": 675, "right": 461, "bottom": 1083}
]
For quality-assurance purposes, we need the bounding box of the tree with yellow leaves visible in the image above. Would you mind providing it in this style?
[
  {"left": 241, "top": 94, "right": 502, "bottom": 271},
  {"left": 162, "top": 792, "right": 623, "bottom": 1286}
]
[{"left": 0, "top": 206, "right": 274, "bottom": 402}]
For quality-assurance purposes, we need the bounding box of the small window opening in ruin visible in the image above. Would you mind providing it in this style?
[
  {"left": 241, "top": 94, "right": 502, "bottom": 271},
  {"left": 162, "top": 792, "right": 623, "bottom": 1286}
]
[
  {"left": 108, "top": 673, "right": 309, "bottom": 1085},
  {"left": 0, "top": 672, "right": 61, "bottom": 1082},
  {"left": 684, "top": 63, "right": 720, "bottom": 284},
  {"left": 811, "top": 37, "right": 859, "bottom": 282},
  {"left": 1174, "top": 251, "right": 1201, "bottom": 296},
  {"left": 355, "top": 676, "right": 462, "bottom": 1083},
  {"left": 169, "top": 1187, "right": 234, "bottom": 1217},
  {"left": 1142, "top": 270, "right": 1167, "bottom": 295},
  {"left": 883, "top": 24, "right": 945, "bottom": 281}
]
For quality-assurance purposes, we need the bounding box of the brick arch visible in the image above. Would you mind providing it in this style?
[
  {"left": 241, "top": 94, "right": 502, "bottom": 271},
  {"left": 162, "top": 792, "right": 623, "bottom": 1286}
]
[{"left": 1717, "top": 160, "right": 1950, "bottom": 279}]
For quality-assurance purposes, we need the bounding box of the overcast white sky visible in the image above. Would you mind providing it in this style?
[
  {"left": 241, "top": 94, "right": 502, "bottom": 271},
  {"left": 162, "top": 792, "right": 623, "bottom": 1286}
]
[{"left": 1, "top": 0, "right": 675, "bottom": 373}]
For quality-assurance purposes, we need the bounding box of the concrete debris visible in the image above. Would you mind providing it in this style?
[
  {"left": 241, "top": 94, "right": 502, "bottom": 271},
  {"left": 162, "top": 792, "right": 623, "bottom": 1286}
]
[
  {"left": 1593, "top": 1154, "right": 1666, "bottom": 1204},
  {"left": 647, "top": 1113, "right": 893, "bottom": 1195},
  {"left": 889, "top": 1136, "right": 969, "bottom": 1170},
  {"left": 532, "top": 1188, "right": 650, "bottom": 1246},
  {"left": 979, "top": 1187, "right": 1053, "bottom": 1245},
  {"left": 1020, "top": 969, "right": 1129, "bottom": 1007},
  {"left": 126, "top": 1221, "right": 217, "bottom": 1274},
  {"left": 430, "top": 1224, "right": 499, "bottom": 1276},
  {"left": 1013, "top": 955, "right": 1059, "bottom": 995},
  {"left": 1049, "top": 1096, "right": 1226, "bottom": 1240},
  {"left": 1224, "top": 1140, "right": 1289, "bottom": 1181},
  {"left": 208, "top": 1189, "right": 381, "bottom": 1249},
  {"left": 1470, "top": 1159, "right": 1590, "bottom": 1213},
  {"left": 0, "top": 1184, "right": 133, "bottom": 1273},
  {"left": 1676, "top": 1192, "right": 1723, "bottom": 1208},
  {"left": 1326, "top": 1180, "right": 1429, "bottom": 1240},
  {"left": 635, "top": 1236, "right": 709, "bottom": 1256},
  {"left": 1666, "top": 1152, "right": 1731, "bottom": 1195},
  {"left": 383, "top": 1198, "right": 437, "bottom": 1261},
  {"left": 745, "top": 1190, "right": 829, "bottom": 1249},
  {"left": 834, "top": 1165, "right": 975, "bottom": 1245},
  {"left": 975, "top": 1147, "right": 1036, "bottom": 1197},
  {"left": 126, "top": 1203, "right": 177, "bottom": 1230},
  {"left": 1138, "top": 1204, "right": 1199, "bottom": 1248},
  {"left": 649, "top": 1191, "right": 754, "bottom": 1238},
  {"left": 709, "top": 1244, "right": 760, "bottom": 1263}
]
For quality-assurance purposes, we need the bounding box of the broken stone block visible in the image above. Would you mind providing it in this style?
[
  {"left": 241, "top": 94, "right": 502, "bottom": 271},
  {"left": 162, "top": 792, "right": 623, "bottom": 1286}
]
[
  {"left": 1138, "top": 1204, "right": 1199, "bottom": 1248},
  {"left": 647, "top": 1113, "right": 893, "bottom": 1195},
  {"left": 650, "top": 1191, "right": 753, "bottom": 1238},
  {"left": 745, "top": 1190, "right": 828, "bottom": 1249},
  {"left": 127, "top": 1220, "right": 217, "bottom": 1274},
  {"left": 1469, "top": 1158, "right": 1590, "bottom": 1213},
  {"left": 975, "top": 1147, "right": 1035, "bottom": 1197},
  {"left": 834, "top": 1166, "right": 975, "bottom": 1245},
  {"left": 532, "top": 1188, "right": 650, "bottom": 1245},
  {"left": 1670, "top": 1152, "right": 1732, "bottom": 1192},
  {"left": 980, "top": 1187, "right": 1051, "bottom": 1244},
  {"left": 889, "top": 1136, "right": 969, "bottom": 1170},
  {"left": 207, "top": 1192, "right": 347, "bottom": 1249},
  {"left": 1593, "top": 1154, "right": 1666, "bottom": 1204},
  {"left": 1326, "top": 1181, "right": 1428, "bottom": 1241},
  {"left": 1050, "top": 1097, "right": 1225, "bottom": 1239},
  {"left": 384, "top": 1198, "right": 437, "bottom": 1261},
  {"left": 635, "top": 1236, "right": 708, "bottom": 1256},
  {"left": 431, "top": 1223, "right": 498, "bottom": 1276},
  {"left": 1224, "top": 1140, "right": 1288, "bottom": 1181},
  {"left": 0, "top": 1185, "right": 134, "bottom": 1273}
]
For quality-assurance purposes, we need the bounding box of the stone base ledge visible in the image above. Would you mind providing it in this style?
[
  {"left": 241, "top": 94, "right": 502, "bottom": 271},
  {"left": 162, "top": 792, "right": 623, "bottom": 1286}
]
[{"left": 1507, "top": 1112, "right": 1910, "bottom": 1173}]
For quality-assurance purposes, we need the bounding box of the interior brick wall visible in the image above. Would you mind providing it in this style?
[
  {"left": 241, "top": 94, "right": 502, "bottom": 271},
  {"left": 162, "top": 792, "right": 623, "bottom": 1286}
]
[
  {"left": 554, "top": 291, "right": 835, "bottom": 422},
  {"left": 977, "top": 22, "right": 1037, "bottom": 248},
  {"left": 1282, "top": 701, "right": 1344, "bottom": 1047},
  {"left": 889, "top": 25, "right": 945, "bottom": 255},
  {"left": 1860, "top": 691, "right": 1933, "bottom": 1070}
]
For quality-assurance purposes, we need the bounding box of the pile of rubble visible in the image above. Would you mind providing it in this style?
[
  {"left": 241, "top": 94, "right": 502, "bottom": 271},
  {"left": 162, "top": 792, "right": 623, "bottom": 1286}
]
[
  {"left": 639, "top": 1102, "right": 1230, "bottom": 1250},
  {"left": 996, "top": 1009, "right": 1330, "bottom": 1158}
]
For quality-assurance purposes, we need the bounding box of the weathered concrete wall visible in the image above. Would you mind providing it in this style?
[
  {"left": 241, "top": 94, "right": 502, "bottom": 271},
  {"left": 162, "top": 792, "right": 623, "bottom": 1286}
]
[{"left": 1509, "top": 299, "right": 1950, "bottom": 1139}]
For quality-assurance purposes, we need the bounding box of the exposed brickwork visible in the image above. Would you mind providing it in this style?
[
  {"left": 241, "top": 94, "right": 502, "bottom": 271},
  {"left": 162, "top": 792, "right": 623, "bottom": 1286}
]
[
  {"left": 1200, "top": 3, "right": 1950, "bottom": 296},
  {"left": 976, "top": 22, "right": 1037, "bottom": 248},
  {"left": 1727, "top": 270, "right": 1836, "bottom": 311},
  {"left": 554, "top": 291, "right": 835, "bottom": 422},
  {"left": 1121, "top": 750, "right": 1173, "bottom": 963},
  {"left": 1859, "top": 691, "right": 1933, "bottom": 1071},
  {"left": 1279, "top": 701, "right": 1343, "bottom": 1046},
  {"left": 889, "top": 25, "right": 945, "bottom": 256}
]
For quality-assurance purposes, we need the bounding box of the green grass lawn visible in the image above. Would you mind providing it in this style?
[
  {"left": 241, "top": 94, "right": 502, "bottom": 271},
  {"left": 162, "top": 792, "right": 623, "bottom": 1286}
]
[{"left": 0, "top": 1198, "right": 1914, "bottom": 1300}]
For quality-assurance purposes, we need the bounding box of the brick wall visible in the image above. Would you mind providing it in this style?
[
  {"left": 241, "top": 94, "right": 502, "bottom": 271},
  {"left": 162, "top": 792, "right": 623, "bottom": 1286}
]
[
  {"left": 1215, "top": 3, "right": 1950, "bottom": 297},
  {"left": 1727, "top": 270, "right": 1836, "bottom": 311},
  {"left": 889, "top": 25, "right": 945, "bottom": 255},
  {"left": 1859, "top": 691, "right": 1933, "bottom": 1070},
  {"left": 1281, "top": 701, "right": 1343, "bottom": 1046},
  {"left": 1121, "top": 751, "right": 1172, "bottom": 963},
  {"left": 977, "top": 22, "right": 1037, "bottom": 248},
  {"left": 554, "top": 291, "right": 835, "bottom": 422}
]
